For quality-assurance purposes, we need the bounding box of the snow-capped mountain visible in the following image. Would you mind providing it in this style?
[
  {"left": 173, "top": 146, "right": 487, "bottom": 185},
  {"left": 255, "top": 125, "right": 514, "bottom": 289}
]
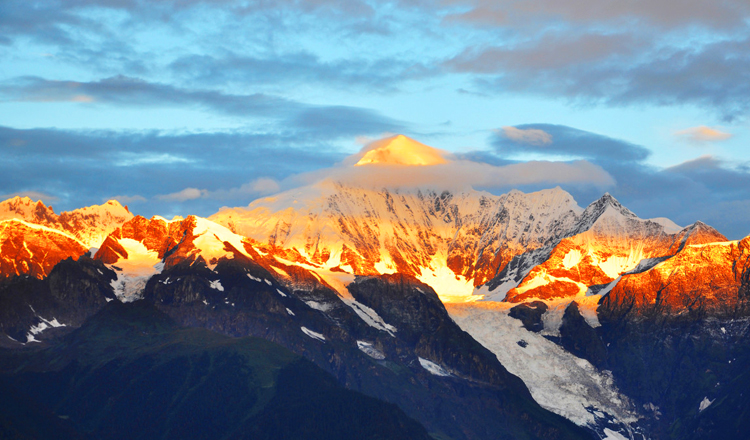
[
  {"left": 0, "top": 196, "right": 133, "bottom": 249},
  {"left": 602, "top": 235, "right": 750, "bottom": 317},
  {"left": 1, "top": 135, "right": 749, "bottom": 440},
  {"left": 0, "top": 219, "right": 87, "bottom": 279},
  {"left": 209, "top": 182, "right": 585, "bottom": 303},
  {"left": 503, "top": 194, "right": 725, "bottom": 304},
  {"left": 0, "top": 197, "right": 133, "bottom": 279}
]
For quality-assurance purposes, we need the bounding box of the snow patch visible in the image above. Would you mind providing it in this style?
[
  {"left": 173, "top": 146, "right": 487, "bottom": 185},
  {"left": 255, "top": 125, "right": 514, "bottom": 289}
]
[
  {"left": 276, "top": 288, "right": 287, "bottom": 297},
  {"left": 447, "top": 303, "right": 637, "bottom": 428},
  {"left": 286, "top": 308, "right": 295, "bottom": 316},
  {"left": 418, "top": 357, "right": 450, "bottom": 377},
  {"left": 699, "top": 397, "right": 714, "bottom": 412},
  {"left": 111, "top": 272, "right": 151, "bottom": 302},
  {"left": 343, "top": 299, "right": 397, "bottom": 335},
  {"left": 416, "top": 254, "right": 479, "bottom": 303},
  {"left": 269, "top": 265, "right": 289, "bottom": 277},
  {"left": 357, "top": 340, "right": 386, "bottom": 360},
  {"left": 300, "top": 326, "right": 325, "bottom": 342},
  {"left": 29, "top": 317, "right": 65, "bottom": 335},
  {"left": 305, "top": 300, "right": 333, "bottom": 312},
  {"left": 106, "top": 238, "right": 164, "bottom": 302},
  {"left": 602, "top": 428, "right": 629, "bottom": 440},
  {"left": 191, "top": 217, "right": 250, "bottom": 269},
  {"left": 247, "top": 273, "right": 262, "bottom": 282},
  {"left": 209, "top": 280, "right": 224, "bottom": 291}
]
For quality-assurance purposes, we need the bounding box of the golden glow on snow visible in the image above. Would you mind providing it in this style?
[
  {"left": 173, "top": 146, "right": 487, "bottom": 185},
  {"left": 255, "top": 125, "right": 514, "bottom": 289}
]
[
  {"left": 355, "top": 135, "right": 449, "bottom": 166},
  {"left": 415, "top": 257, "right": 483, "bottom": 303},
  {"left": 114, "top": 238, "right": 162, "bottom": 276}
]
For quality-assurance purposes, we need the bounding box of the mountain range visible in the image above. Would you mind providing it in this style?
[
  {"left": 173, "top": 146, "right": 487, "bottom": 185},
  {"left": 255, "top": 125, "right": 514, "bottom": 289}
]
[{"left": 1, "top": 135, "right": 749, "bottom": 440}]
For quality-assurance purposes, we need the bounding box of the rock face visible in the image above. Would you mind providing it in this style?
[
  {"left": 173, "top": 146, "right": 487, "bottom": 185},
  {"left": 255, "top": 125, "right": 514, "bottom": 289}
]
[
  {"left": 0, "top": 256, "right": 116, "bottom": 345},
  {"left": 0, "top": 220, "right": 88, "bottom": 279},
  {"left": 211, "top": 186, "right": 732, "bottom": 310},
  {"left": 601, "top": 236, "right": 750, "bottom": 319},
  {"left": 210, "top": 184, "right": 587, "bottom": 300},
  {"left": 504, "top": 195, "right": 725, "bottom": 303},
  {"left": 95, "top": 215, "right": 192, "bottom": 265}
]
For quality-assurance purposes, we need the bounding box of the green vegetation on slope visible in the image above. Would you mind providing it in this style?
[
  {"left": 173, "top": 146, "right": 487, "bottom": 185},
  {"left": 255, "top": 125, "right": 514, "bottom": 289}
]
[{"left": 0, "top": 301, "right": 431, "bottom": 440}]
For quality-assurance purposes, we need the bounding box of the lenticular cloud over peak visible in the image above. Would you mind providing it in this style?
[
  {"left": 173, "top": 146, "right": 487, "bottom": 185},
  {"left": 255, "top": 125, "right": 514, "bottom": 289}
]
[
  {"left": 354, "top": 134, "right": 450, "bottom": 166},
  {"left": 288, "top": 134, "right": 615, "bottom": 192}
]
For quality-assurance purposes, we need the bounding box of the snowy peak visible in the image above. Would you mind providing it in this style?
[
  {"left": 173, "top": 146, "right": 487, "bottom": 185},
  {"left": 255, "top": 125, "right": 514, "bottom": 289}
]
[
  {"left": 0, "top": 196, "right": 133, "bottom": 249},
  {"left": 0, "top": 218, "right": 88, "bottom": 279},
  {"left": 59, "top": 199, "right": 134, "bottom": 249},
  {"left": 0, "top": 196, "right": 58, "bottom": 227},
  {"left": 211, "top": 185, "right": 584, "bottom": 302},
  {"left": 575, "top": 193, "right": 636, "bottom": 231},
  {"left": 95, "top": 214, "right": 262, "bottom": 302},
  {"left": 603, "top": 236, "right": 749, "bottom": 316},
  {"left": 355, "top": 135, "right": 449, "bottom": 166}
]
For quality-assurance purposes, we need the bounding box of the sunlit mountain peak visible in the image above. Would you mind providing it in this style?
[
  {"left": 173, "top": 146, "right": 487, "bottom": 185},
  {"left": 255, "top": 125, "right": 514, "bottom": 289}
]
[{"left": 355, "top": 134, "right": 449, "bottom": 166}]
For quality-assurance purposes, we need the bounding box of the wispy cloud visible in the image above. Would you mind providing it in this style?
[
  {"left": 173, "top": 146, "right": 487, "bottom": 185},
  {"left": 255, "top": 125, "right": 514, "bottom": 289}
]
[
  {"left": 499, "top": 126, "right": 552, "bottom": 146},
  {"left": 674, "top": 126, "right": 732, "bottom": 143},
  {"left": 156, "top": 187, "right": 208, "bottom": 201},
  {"left": 493, "top": 124, "right": 650, "bottom": 162},
  {"left": 0, "top": 191, "right": 59, "bottom": 204},
  {"left": 108, "top": 195, "right": 147, "bottom": 204},
  {"left": 284, "top": 135, "right": 615, "bottom": 191},
  {"left": 0, "top": 76, "right": 405, "bottom": 138}
]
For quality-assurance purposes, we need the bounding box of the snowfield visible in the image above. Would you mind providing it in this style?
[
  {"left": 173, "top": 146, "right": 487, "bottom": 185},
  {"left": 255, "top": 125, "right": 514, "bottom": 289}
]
[{"left": 447, "top": 302, "right": 638, "bottom": 428}]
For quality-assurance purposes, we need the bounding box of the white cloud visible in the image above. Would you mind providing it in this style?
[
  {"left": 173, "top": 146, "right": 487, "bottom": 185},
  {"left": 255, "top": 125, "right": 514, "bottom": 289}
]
[
  {"left": 108, "top": 195, "right": 147, "bottom": 204},
  {"left": 115, "top": 153, "right": 193, "bottom": 167},
  {"left": 0, "top": 191, "right": 59, "bottom": 204},
  {"left": 285, "top": 135, "right": 614, "bottom": 191},
  {"left": 247, "top": 177, "right": 281, "bottom": 194},
  {"left": 206, "top": 178, "right": 282, "bottom": 200},
  {"left": 675, "top": 126, "right": 732, "bottom": 143},
  {"left": 500, "top": 126, "right": 553, "bottom": 146},
  {"left": 156, "top": 187, "right": 207, "bottom": 201}
]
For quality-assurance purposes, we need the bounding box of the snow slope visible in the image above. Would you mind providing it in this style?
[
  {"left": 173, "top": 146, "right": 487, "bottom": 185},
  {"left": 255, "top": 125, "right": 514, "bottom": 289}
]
[{"left": 447, "top": 302, "right": 638, "bottom": 430}]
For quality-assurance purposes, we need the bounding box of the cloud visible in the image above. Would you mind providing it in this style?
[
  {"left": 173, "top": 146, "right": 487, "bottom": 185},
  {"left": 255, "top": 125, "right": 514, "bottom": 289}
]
[
  {"left": 500, "top": 126, "right": 552, "bottom": 146},
  {"left": 1, "top": 75, "right": 299, "bottom": 116},
  {"left": 0, "top": 76, "right": 405, "bottom": 138},
  {"left": 0, "top": 191, "right": 59, "bottom": 204},
  {"left": 666, "top": 155, "right": 721, "bottom": 173},
  {"left": 156, "top": 187, "right": 208, "bottom": 201},
  {"left": 439, "top": 0, "right": 750, "bottom": 29},
  {"left": 443, "top": 17, "right": 750, "bottom": 120},
  {"left": 247, "top": 178, "right": 281, "bottom": 195},
  {"left": 285, "top": 135, "right": 615, "bottom": 191},
  {"left": 447, "top": 32, "right": 643, "bottom": 73},
  {"left": 108, "top": 195, "right": 147, "bottom": 204},
  {"left": 207, "top": 178, "right": 282, "bottom": 200},
  {"left": 0, "top": 125, "right": 348, "bottom": 218},
  {"left": 675, "top": 126, "right": 732, "bottom": 143},
  {"left": 169, "top": 52, "right": 431, "bottom": 91},
  {"left": 492, "top": 124, "right": 650, "bottom": 162}
]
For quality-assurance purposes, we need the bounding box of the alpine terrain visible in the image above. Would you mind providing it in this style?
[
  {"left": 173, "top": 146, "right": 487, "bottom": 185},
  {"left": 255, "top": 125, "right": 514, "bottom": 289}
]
[{"left": 1, "top": 135, "right": 748, "bottom": 440}]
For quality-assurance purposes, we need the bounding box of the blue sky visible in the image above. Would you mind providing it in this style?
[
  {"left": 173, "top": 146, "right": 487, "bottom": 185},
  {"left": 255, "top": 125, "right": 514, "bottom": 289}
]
[{"left": 1, "top": 0, "right": 750, "bottom": 238}]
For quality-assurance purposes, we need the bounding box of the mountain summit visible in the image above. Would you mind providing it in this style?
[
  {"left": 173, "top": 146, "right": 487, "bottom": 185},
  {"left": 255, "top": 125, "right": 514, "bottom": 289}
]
[{"left": 355, "top": 135, "right": 449, "bottom": 166}]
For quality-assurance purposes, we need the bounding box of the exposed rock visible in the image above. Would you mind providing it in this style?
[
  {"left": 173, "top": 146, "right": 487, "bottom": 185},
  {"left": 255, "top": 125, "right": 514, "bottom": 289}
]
[
  {"left": 509, "top": 301, "right": 549, "bottom": 332},
  {"left": 559, "top": 301, "right": 607, "bottom": 368}
]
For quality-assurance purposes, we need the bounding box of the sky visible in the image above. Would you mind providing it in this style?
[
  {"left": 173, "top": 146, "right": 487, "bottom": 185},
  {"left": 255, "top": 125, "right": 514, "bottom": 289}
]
[{"left": 1, "top": 0, "right": 750, "bottom": 238}]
